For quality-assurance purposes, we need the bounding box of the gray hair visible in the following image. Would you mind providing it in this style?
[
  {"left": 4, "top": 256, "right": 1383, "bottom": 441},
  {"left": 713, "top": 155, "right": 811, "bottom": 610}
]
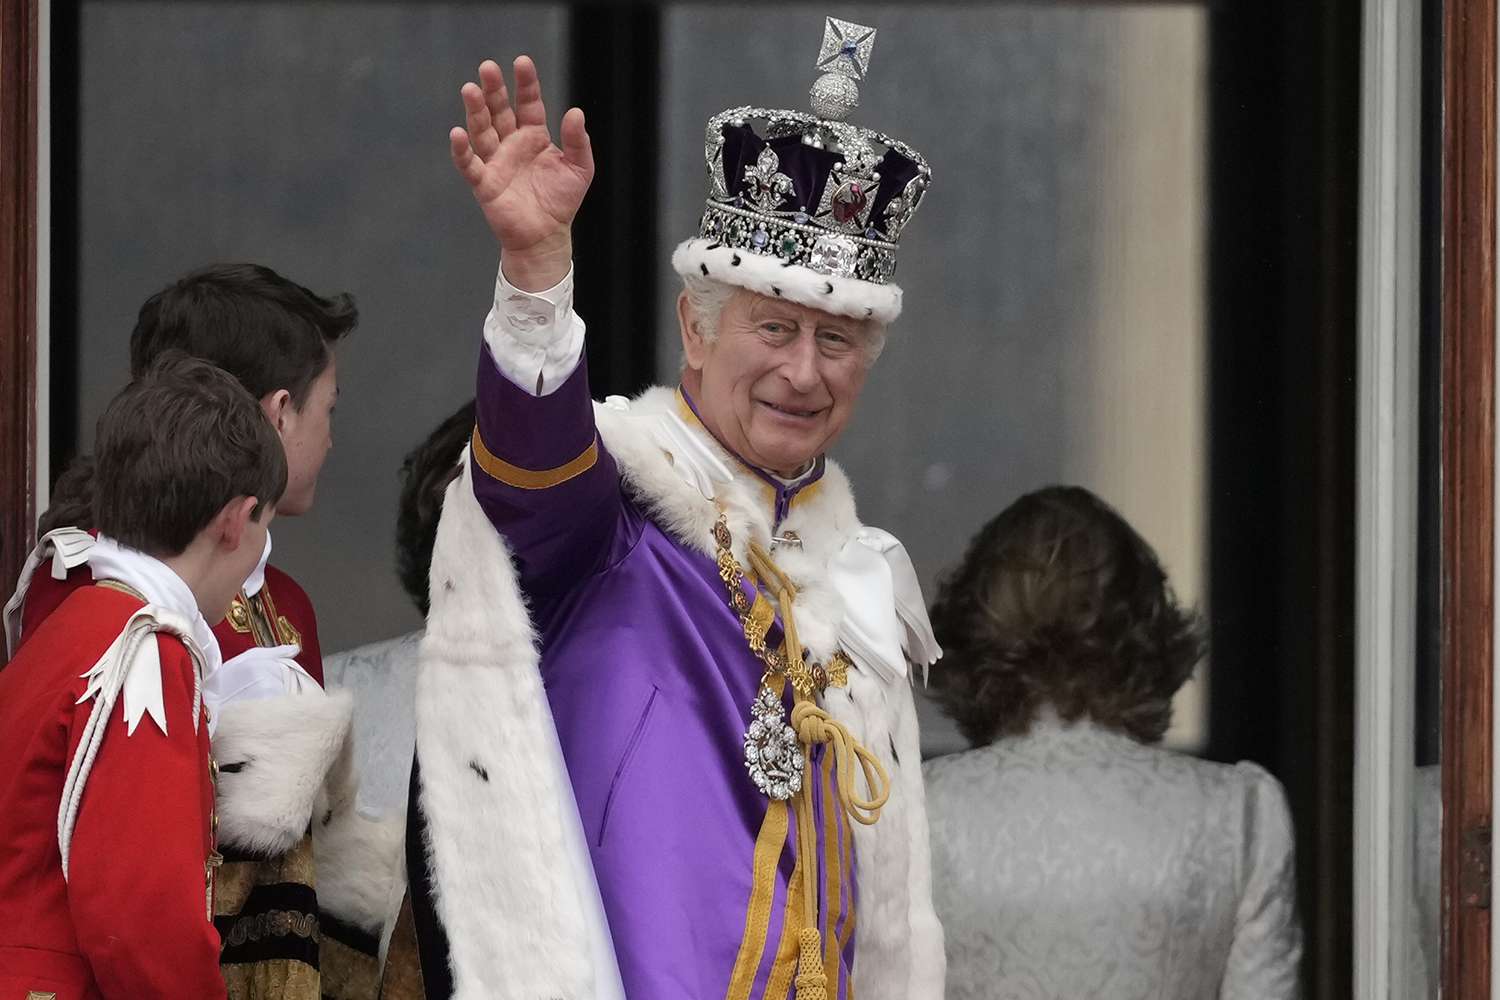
[
  {"left": 679, "top": 274, "right": 740, "bottom": 343},
  {"left": 678, "top": 274, "right": 887, "bottom": 364}
]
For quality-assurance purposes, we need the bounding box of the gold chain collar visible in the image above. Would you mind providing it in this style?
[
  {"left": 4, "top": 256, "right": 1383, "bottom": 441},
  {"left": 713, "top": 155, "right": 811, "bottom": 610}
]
[
  {"left": 712, "top": 512, "right": 850, "bottom": 696},
  {"left": 713, "top": 510, "right": 890, "bottom": 999}
]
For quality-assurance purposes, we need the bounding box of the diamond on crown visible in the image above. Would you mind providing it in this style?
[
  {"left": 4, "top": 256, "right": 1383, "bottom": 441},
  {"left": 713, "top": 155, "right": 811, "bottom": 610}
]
[{"left": 741, "top": 146, "right": 795, "bottom": 214}]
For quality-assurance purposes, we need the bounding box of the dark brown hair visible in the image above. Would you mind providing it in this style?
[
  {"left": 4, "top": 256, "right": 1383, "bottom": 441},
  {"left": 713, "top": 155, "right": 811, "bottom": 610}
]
[
  {"left": 929, "top": 485, "right": 1205, "bottom": 746},
  {"left": 395, "top": 400, "right": 475, "bottom": 615},
  {"left": 38, "top": 263, "right": 353, "bottom": 539},
  {"left": 130, "top": 262, "right": 357, "bottom": 407},
  {"left": 93, "top": 353, "right": 288, "bottom": 556},
  {"left": 36, "top": 456, "right": 97, "bottom": 538}
]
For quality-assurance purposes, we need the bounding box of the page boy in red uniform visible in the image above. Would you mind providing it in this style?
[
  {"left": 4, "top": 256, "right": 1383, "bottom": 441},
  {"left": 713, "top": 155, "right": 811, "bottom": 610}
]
[
  {"left": 2, "top": 266, "right": 399, "bottom": 999},
  {"left": 0, "top": 354, "right": 287, "bottom": 1000},
  {"left": 5, "top": 262, "right": 355, "bottom": 686}
]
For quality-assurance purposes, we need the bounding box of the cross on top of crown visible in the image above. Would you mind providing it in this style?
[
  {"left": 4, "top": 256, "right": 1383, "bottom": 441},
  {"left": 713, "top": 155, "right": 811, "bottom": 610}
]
[{"left": 815, "top": 17, "right": 876, "bottom": 82}]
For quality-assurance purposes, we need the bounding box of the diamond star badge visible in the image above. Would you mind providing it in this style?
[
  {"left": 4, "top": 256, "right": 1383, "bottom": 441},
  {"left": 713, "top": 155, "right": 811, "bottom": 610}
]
[{"left": 815, "top": 17, "right": 876, "bottom": 82}]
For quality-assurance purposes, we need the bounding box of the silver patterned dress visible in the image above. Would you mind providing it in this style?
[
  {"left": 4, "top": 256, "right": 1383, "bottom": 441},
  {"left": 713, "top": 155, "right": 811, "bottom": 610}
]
[{"left": 923, "top": 715, "right": 1302, "bottom": 999}]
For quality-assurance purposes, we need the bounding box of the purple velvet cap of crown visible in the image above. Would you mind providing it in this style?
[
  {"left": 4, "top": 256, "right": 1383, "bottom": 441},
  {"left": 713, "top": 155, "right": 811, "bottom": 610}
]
[
  {"left": 685, "top": 103, "right": 932, "bottom": 295},
  {"left": 717, "top": 123, "right": 924, "bottom": 239}
]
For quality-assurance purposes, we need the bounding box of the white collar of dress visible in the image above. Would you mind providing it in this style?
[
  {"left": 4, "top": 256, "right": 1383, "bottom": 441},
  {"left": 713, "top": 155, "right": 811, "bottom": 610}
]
[{"left": 243, "top": 530, "right": 273, "bottom": 598}]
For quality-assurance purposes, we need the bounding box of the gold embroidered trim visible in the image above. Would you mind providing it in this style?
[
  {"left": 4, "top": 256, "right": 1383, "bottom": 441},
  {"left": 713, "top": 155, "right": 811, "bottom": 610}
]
[
  {"left": 228, "top": 585, "right": 302, "bottom": 648},
  {"left": 470, "top": 425, "right": 598, "bottom": 490},
  {"left": 228, "top": 590, "right": 276, "bottom": 646},
  {"left": 256, "top": 584, "right": 301, "bottom": 647},
  {"left": 764, "top": 829, "right": 809, "bottom": 999},
  {"left": 724, "top": 798, "right": 791, "bottom": 1000},
  {"left": 226, "top": 592, "right": 253, "bottom": 634},
  {"left": 96, "top": 579, "right": 147, "bottom": 602},
  {"left": 821, "top": 749, "right": 843, "bottom": 982},
  {"left": 712, "top": 513, "right": 850, "bottom": 696},
  {"left": 222, "top": 908, "right": 319, "bottom": 947}
]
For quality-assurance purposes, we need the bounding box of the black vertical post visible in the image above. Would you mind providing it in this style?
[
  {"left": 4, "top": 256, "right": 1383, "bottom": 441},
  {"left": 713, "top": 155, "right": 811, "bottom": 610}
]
[
  {"left": 568, "top": 5, "right": 660, "bottom": 399},
  {"left": 49, "top": 0, "right": 80, "bottom": 483},
  {"left": 1414, "top": 0, "right": 1445, "bottom": 770},
  {"left": 1207, "top": 0, "right": 1360, "bottom": 996}
]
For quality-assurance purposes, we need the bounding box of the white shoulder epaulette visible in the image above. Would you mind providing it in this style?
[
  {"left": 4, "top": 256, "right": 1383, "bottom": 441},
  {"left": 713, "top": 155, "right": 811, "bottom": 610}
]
[
  {"left": 2, "top": 526, "right": 95, "bottom": 658},
  {"left": 57, "top": 605, "right": 206, "bottom": 880}
]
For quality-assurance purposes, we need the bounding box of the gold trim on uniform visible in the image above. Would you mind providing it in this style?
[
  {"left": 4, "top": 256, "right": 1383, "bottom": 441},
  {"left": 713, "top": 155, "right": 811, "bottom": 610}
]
[
  {"left": 95, "top": 579, "right": 147, "bottom": 602},
  {"left": 470, "top": 426, "right": 599, "bottom": 490},
  {"left": 207, "top": 753, "right": 222, "bottom": 921},
  {"left": 228, "top": 586, "right": 303, "bottom": 648},
  {"left": 724, "top": 798, "right": 792, "bottom": 1000},
  {"left": 226, "top": 592, "right": 254, "bottom": 634}
]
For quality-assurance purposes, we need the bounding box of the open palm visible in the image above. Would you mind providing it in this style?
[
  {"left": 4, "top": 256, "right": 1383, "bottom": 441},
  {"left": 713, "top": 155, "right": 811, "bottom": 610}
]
[{"left": 450, "top": 57, "right": 594, "bottom": 256}]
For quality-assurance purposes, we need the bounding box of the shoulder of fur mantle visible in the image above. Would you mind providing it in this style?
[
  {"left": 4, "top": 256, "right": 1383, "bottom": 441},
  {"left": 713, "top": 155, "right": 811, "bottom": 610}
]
[{"left": 592, "top": 386, "right": 861, "bottom": 557}]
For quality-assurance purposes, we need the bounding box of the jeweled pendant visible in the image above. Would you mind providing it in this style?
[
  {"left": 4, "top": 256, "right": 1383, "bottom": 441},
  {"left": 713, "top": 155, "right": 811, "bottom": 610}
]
[{"left": 743, "top": 686, "right": 804, "bottom": 800}]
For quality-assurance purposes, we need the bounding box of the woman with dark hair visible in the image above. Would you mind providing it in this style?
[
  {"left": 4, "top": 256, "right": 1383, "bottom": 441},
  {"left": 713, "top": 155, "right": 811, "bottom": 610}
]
[{"left": 923, "top": 486, "right": 1302, "bottom": 999}]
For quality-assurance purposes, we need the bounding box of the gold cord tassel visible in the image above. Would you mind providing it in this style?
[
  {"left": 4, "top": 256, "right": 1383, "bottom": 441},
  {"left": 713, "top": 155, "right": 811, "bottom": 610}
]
[
  {"left": 794, "top": 926, "right": 829, "bottom": 999},
  {"left": 739, "top": 535, "right": 896, "bottom": 997}
]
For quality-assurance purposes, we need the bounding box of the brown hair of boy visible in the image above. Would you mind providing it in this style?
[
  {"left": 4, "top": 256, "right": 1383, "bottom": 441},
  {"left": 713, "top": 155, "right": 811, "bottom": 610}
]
[
  {"left": 130, "top": 262, "right": 357, "bottom": 406},
  {"left": 92, "top": 352, "right": 288, "bottom": 556}
]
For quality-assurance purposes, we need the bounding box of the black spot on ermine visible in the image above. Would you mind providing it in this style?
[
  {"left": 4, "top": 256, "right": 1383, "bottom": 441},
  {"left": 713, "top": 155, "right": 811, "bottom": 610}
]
[{"left": 469, "top": 760, "right": 490, "bottom": 782}]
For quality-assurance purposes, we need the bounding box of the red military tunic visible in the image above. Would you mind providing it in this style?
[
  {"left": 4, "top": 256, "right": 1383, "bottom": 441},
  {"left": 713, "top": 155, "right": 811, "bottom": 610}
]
[
  {"left": 17, "top": 535, "right": 324, "bottom": 686},
  {"left": 0, "top": 584, "right": 227, "bottom": 1000}
]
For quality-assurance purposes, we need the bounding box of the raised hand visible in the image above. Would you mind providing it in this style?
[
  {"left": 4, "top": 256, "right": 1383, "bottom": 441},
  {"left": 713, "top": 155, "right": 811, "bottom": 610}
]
[{"left": 450, "top": 56, "right": 594, "bottom": 290}]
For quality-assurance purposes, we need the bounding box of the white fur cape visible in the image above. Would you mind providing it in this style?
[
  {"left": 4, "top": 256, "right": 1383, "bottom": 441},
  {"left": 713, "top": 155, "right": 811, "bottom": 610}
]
[
  {"left": 213, "top": 689, "right": 405, "bottom": 934},
  {"left": 416, "top": 386, "right": 944, "bottom": 999}
]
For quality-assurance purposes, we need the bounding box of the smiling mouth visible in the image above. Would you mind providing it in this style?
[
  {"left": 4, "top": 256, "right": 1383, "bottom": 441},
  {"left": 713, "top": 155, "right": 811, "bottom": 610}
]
[{"left": 759, "top": 400, "right": 823, "bottom": 420}]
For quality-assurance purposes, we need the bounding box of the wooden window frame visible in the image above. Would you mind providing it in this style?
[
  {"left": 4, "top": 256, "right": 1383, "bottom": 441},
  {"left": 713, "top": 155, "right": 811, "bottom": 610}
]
[
  {"left": 0, "top": 0, "right": 39, "bottom": 610},
  {"left": 1440, "top": 0, "right": 1496, "bottom": 995}
]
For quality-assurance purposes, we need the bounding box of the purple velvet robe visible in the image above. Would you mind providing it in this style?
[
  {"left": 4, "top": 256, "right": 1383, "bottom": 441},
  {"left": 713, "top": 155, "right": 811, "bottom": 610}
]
[{"left": 471, "top": 347, "right": 855, "bottom": 999}]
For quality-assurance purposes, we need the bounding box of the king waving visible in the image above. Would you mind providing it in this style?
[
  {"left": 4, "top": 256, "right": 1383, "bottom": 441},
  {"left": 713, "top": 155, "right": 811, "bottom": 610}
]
[{"left": 402, "top": 20, "right": 944, "bottom": 1000}]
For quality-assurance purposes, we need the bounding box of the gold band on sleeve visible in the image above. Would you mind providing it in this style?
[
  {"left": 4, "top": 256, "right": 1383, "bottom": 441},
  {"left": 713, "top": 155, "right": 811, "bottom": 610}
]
[{"left": 470, "top": 426, "right": 599, "bottom": 490}]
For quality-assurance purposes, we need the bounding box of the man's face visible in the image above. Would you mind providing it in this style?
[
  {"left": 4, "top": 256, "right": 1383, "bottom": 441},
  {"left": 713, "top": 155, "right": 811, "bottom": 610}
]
[
  {"left": 681, "top": 289, "right": 875, "bottom": 476},
  {"left": 274, "top": 354, "right": 338, "bottom": 516}
]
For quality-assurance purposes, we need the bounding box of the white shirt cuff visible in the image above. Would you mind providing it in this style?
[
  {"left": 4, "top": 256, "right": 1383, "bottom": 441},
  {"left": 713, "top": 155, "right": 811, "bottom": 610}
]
[{"left": 482, "top": 260, "right": 588, "bottom": 397}]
